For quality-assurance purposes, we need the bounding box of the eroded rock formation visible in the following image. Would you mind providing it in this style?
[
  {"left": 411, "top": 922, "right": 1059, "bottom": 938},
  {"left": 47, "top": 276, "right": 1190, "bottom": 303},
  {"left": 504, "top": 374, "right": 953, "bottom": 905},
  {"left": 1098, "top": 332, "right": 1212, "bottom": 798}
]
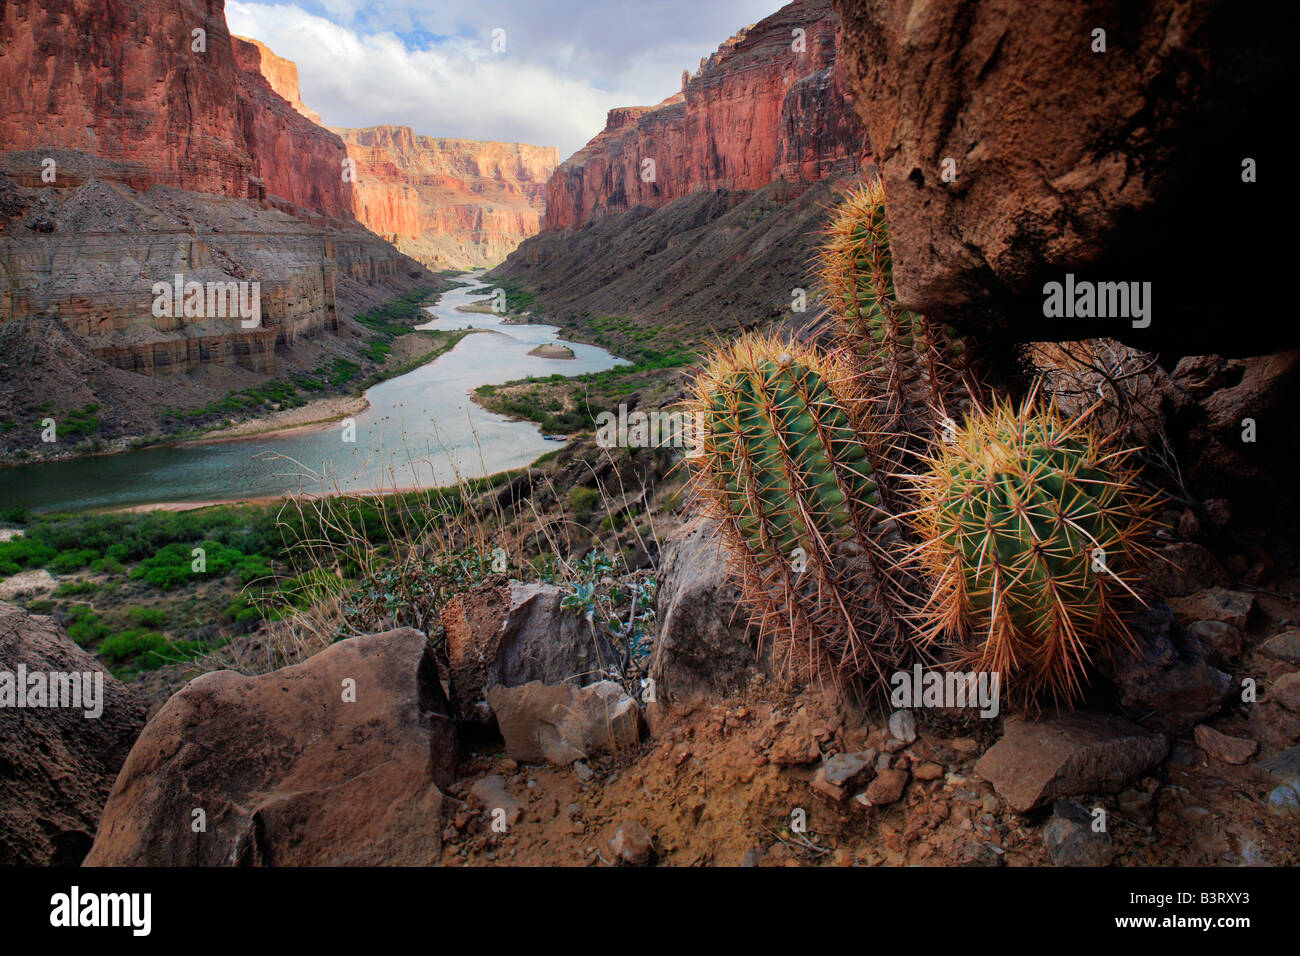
[
  {"left": 830, "top": 0, "right": 1292, "bottom": 357},
  {"left": 335, "top": 126, "right": 558, "bottom": 269},
  {"left": 232, "top": 35, "right": 323, "bottom": 125},
  {"left": 543, "top": 0, "right": 867, "bottom": 230},
  {"left": 0, "top": 603, "right": 145, "bottom": 866},
  {"left": 0, "top": 0, "right": 254, "bottom": 198}
]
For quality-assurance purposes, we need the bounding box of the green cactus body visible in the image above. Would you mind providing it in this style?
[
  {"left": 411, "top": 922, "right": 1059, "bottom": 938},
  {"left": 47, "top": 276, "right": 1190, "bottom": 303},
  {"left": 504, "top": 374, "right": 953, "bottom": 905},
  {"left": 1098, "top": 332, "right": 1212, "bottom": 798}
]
[
  {"left": 688, "top": 334, "right": 917, "bottom": 689},
  {"left": 820, "top": 180, "right": 974, "bottom": 432},
  {"left": 915, "top": 398, "right": 1155, "bottom": 706}
]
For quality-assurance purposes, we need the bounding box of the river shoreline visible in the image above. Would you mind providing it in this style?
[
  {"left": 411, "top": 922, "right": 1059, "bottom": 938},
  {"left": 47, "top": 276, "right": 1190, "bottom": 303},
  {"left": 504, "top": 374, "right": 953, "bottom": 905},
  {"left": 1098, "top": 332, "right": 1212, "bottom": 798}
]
[
  {"left": 0, "top": 271, "right": 621, "bottom": 514},
  {"left": 0, "top": 321, "right": 474, "bottom": 473}
]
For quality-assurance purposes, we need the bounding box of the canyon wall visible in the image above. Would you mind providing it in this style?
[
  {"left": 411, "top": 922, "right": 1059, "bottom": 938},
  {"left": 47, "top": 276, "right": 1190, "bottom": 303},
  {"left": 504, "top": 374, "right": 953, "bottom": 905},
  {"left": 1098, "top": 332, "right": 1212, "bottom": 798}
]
[
  {"left": 232, "top": 35, "right": 323, "bottom": 125},
  {"left": 0, "top": 0, "right": 427, "bottom": 392},
  {"left": 0, "top": 0, "right": 253, "bottom": 197},
  {"left": 334, "top": 126, "right": 558, "bottom": 270},
  {"left": 543, "top": 0, "right": 867, "bottom": 231},
  {"left": 497, "top": 0, "right": 868, "bottom": 337},
  {"left": 231, "top": 36, "right": 353, "bottom": 218}
]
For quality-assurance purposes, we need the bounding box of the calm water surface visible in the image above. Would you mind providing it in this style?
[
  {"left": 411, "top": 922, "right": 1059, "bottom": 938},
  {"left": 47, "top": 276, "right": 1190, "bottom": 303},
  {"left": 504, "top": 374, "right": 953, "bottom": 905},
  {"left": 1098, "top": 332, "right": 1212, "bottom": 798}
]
[{"left": 0, "top": 272, "right": 626, "bottom": 512}]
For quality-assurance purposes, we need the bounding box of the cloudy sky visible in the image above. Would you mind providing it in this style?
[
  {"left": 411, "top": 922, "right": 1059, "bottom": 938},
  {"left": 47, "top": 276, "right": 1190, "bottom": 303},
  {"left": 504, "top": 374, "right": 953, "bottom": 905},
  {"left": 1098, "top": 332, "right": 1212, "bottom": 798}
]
[{"left": 225, "top": 0, "right": 782, "bottom": 159}]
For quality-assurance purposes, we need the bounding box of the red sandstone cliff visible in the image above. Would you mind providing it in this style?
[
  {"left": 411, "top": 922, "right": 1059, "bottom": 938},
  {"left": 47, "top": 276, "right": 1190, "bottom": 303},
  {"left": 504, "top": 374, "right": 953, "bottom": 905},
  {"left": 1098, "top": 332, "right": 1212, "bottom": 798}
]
[
  {"left": 544, "top": 0, "right": 868, "bottom": 230},
  {"left": 231, "top": 36, "right": 353, "bottom": 219},
  {"left": 233, "top": 35, "right": 323, "bottom": 125},
  {"left": 0, "top": 0, "right": 559, "bottom": 389},
  {"left": 0, "top": 0, "right": 419, "bottom": 386},
  {"left": 0, "top": 0, "right": 254, "bottom": 197},
  {"left": 334, "top": 126, "right": 558, "bottom": 269}
]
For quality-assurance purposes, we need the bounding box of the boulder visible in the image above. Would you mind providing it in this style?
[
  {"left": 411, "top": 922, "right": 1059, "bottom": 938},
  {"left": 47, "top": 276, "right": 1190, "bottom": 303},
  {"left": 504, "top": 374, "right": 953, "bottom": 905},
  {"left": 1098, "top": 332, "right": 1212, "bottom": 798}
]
[
  {"left": 0, "top": 602, "right": 145, "bottom": 865},
  {"left": 1166, "top": 588, "right": 1255, "bottom": 631},
  {"left": 1102, "top": 598, "right": 1232, "bottom": 734},
  {"left": 649, "top": 519, "right": 773, "bottom": 704},
  {"left": 975, "top": 710, "right": 1167, "bottom": 813},
  {"left": 441, "top": 576, "right": 621, "bottom": 722},
  {"left": 84, "top": 628, "right": 457, "bottom": 866},
  {"left": 487, "top": 680, "right": 641, "bottom": 765},
  {"left": 1270, "top": 672, "right": 1300, "bottom": 713},
  {"left": 1143, "top": 542, "right": 1230, "bottom": 598},
  {"left": 1184, "top": 620, "right": 1243, "bottom": 662}
]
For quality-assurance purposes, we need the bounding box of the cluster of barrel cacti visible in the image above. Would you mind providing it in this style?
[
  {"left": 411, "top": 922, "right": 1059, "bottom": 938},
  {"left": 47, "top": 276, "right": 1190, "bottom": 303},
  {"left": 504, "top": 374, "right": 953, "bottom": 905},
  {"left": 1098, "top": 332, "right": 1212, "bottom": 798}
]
[{"left": 683, "top": 180, "right": 1158, "bottom": 709}]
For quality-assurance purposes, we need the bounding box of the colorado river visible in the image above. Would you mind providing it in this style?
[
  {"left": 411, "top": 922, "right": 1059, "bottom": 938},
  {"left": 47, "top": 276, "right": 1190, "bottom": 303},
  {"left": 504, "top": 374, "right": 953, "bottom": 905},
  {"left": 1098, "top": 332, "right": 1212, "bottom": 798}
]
[{"left": 0, "top": 272, "right": 627, "bottom": 512}]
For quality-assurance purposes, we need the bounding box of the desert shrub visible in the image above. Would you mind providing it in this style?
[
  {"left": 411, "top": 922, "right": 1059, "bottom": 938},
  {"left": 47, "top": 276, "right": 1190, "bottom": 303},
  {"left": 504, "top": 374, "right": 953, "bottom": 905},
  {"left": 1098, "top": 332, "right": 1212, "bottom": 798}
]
[
  {"left": 127, "top": 606, "right": 167, "bottom": 628},
  {"left": 568, "top": 486, "right": 601, "bottom": 515},
  {"left": 47, "top": 548, "right": 101, "bottom": 573},
  {"left": 53, "top": 580, "right": 97, "bottom": 597}
]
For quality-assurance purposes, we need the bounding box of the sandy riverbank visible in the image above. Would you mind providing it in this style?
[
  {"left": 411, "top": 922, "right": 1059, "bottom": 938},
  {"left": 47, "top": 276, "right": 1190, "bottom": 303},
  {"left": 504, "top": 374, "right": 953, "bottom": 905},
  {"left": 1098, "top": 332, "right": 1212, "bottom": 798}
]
[
  {"left": 194, "top": 394, "right": 371, "bottom": 444},
  {"left": 102, "top": 478, "right": 481, "bottom": 514}
]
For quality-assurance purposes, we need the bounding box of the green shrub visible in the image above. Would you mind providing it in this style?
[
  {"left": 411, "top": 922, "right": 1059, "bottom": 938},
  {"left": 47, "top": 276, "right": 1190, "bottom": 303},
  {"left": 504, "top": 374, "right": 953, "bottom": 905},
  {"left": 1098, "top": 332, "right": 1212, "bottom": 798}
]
[
  {"left": 48, "top": 548, "right": 101, "bottom": 573},
  {"left": 90, "top": 555, "right": 125, "bottom": 574},
  {"left": 127, "top": 606, "right": 168, "bottom": 628},
  {"left": 66, "top": 609, "right": 111, "bottom": 646},
  {"left": 54, "top": 580, "right": 97, "bottom": 597},
  {"left": 568, "top": 486, "right": 601, "bottom": 515}
]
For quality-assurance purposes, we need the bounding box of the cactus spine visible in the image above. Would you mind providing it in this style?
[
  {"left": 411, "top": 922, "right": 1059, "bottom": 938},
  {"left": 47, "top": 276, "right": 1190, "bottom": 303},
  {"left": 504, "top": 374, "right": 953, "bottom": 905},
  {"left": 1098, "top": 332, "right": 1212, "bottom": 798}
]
[
  {"left": 819, "top": 179, "right": 975, "bottom": 434},
  {"left": 685, "top": 333, "right": 919, "bottom": 688},
  {"left": 912, "top": 395, "right": 1158, "bottom": 706}
]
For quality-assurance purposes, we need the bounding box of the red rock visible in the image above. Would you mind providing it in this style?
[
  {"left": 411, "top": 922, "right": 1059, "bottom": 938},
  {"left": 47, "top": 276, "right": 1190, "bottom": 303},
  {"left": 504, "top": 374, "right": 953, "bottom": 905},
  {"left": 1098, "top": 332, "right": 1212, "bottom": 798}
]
[
  {"left": 770, "top": 711, "right": 823, "bottom": 766},
  {"left": 913, "top": 762, "right": 944, "bottom": 781},
  {"left": 1271, "top": 673, "right": 1300, "bottom": 714},
  {"left": 233, "top": 35, "right": 322, "bottom": 125},
  {"left": 975, "top": 711, "right": 1167, "bottom": 813},
  {"left": 830, "top": 0, "right": 1290, "bottom": 357},
  {"left": 1193, "top": 724, "right": 1258, "bottom": 765},
  {"left": 1, "top": 0, "right": 254, "bottom": 197},
  {"left": 543, "top": 0, "right": 867, "bottom": 231},
  {"left": 84, "top": 629, "right": 457, "bottom": 866},
  {"left": 858, "top": 768, "right": 909, "bottom": 806},
  {"left": 1167, "top": 588, "right": 1255, "bottom": 631},
  {"left": 0, "top": 602, "right": 145, "bottom": 865},
  {"left": 335, "top": 126, "right": 557, "bottom": 269},
  {"left": 605, "top": 820, "right": 655, "bottom": 865},
  {"left": 487, "top": 680, "right": 641, "bottom": 765},
  {"left": 440, "top": 576, "right": 621, "bottom": 724},
  {"left": 231, "top": 35, "right": 353, "bottom": 219}
]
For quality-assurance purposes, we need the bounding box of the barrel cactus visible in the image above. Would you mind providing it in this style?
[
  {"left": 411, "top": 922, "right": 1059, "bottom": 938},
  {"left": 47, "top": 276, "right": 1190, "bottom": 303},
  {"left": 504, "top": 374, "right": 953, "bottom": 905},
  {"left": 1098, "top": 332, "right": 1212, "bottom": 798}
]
[
  {"left": 819, "top": 179, "right": 975, "bottom": 434},
  {"left": 912, "top": 395, "right": 1159, "bottom": 706},
  {"left": 684, "top": 333, "right": 919, "bottom": 690}
]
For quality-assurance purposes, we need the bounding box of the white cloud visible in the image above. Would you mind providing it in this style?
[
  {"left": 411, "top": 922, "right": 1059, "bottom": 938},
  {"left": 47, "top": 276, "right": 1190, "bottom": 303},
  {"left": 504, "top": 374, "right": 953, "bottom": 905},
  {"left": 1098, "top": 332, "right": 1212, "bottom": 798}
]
[{"left": 225, "top": 0, "right": 780, "bottom": 158}]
